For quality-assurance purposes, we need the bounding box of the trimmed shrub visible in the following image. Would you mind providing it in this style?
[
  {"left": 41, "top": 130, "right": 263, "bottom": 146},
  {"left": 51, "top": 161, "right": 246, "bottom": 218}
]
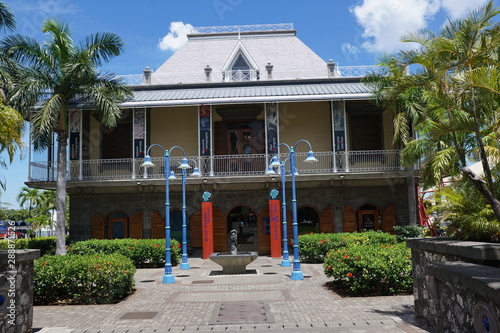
[
  {"left": 323, "top": 242, "right": 412, "bottom": 296},
  {"left": 68, "top": 238, "right": 181, "bottom": 268},
  {"left": 34, "top": 253, "right": 136, "bottom": 305},
  {"left": 0, "top": 236, "right": 57, "bottom": 256},
  {"left": 299, "top": 231, "right": 399, "bottom": 263},
  {"left": 393, "top": 225, "right": 424, "bottom": 242}
]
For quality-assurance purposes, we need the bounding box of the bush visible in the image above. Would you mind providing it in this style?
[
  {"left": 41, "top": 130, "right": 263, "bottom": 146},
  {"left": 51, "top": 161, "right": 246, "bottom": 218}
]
[
  {"left": 299, "top": 231, "right": 399, "bottom": 263},
  {"left": 393, "top": 225, "right": 424, "bottom": 242},
  {"left": 68, "top": 238, "right": 181, "bottom": 268},
  {"left": 0, "top": 236, "right": 57, "bottom": 256},
  {"left": 323, "top": 242, "right": 412, "bottom": 296},
  {"left": 34, "top": 253, "right": 136, "bottom": 305}
]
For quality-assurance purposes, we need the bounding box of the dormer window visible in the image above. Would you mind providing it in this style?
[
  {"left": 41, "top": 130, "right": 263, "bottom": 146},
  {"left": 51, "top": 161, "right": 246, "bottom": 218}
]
[{"left": 222, "top": 42, "right": 259, "bottom": 82}]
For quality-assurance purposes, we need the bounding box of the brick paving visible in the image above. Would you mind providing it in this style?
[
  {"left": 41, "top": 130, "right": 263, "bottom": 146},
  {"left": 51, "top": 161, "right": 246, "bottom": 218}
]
[{"left": 32, "top": 257, "right": 436, "bottom": 333}]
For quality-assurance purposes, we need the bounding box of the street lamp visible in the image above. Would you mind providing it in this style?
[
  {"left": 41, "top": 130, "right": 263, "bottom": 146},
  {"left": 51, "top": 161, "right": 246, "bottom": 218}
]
[
  {"left": 269, "top": 140, "right": 318, "bottom": 280},
  {"left": 140, "top": 144, "right": 191, "bottom": 284},
  {"left": 169, "top": 159, "right": 201, "bottom": 270}
]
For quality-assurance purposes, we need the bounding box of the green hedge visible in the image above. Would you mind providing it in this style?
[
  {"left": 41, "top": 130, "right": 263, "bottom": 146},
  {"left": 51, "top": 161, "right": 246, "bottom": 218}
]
[
  {"left": 0, "top": 236, "right": 57, "bottom": 256},
  {"left": 298, "top": 231, "right": 399, "bottom": 263},
  {"left": 393, "top": 225, "right": 424, "bottom": 242},
  {"left": 323, "top": 242, "right": 412, "bottom": 296},
  {"left": 34, "top": 253, "right": 136, "bottom": 305},
  {"left": 68, "top": 238, "right": 181, "bottom": 268}
]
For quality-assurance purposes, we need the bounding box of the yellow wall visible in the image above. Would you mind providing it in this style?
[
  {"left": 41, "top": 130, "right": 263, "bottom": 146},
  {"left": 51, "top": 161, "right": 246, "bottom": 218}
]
[
  {"left": 88, "top": 112, "right": 101, "bottom": 159},
  {"left": 150, "top": 106, "right": 199, "bottom": 156},
  {"left": 278, "top": 101, "right": 332, "bottom": 152},
  {"left": 382, "top": 109, "right": 395, "bottom": 149}
]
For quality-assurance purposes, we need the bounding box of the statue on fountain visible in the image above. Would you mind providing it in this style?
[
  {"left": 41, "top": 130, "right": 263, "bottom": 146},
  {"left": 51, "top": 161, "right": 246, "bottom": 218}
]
[{"left": 230, "top": 229, "right": 238, "bottom": 255}]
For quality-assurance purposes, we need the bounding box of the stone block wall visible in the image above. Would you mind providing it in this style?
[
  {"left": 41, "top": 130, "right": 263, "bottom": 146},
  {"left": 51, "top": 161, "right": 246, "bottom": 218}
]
[
  {"left": 0, "top": 249, "right": 40, "bottom": 333},
  {"left": 407, "top": 238, "right": 500, "bottom": 333}
]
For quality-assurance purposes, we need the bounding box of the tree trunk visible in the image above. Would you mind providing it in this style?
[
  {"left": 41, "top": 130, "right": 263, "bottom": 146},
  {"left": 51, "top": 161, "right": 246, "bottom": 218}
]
[
  {"left": 55, "top": 131, "right": 68, "bottom": 255},
  {"left": 462, "top": 166, "right": 500, "bottom": 223}
]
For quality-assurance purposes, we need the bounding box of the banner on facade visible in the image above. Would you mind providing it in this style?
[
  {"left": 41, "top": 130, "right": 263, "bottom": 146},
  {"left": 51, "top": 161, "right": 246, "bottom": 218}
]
[
  {"left": 333, "top": 101, "right": 345, "bottom": 152},
  {"left": 266, "top": 103, "right": 278, "bottom": 155},
  {"left": 134, "top": 109, "right": 145, "bottom": 158},
  {"left": 201, "top": 191, "right": 213, "bottom": 259},
  {"left": 269, "top": 189, "right": 282, "bottom": 258},
  {"left": 199, "top": 105, "right": 211, "bottom": 156},
  {"left": 69, "top": 110, "right": 80, "bottom": 160}
]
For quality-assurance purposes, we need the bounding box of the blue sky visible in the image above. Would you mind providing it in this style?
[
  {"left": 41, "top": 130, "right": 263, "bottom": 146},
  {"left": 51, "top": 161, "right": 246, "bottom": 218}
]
[{"left": 0, "top": 0, "right": 496, "bottom": 208}]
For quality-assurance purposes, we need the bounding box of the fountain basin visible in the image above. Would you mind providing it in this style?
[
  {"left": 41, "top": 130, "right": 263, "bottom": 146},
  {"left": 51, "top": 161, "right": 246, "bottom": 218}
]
[{"left": 209, "top": 252, "right": 258, "bottom": 274}]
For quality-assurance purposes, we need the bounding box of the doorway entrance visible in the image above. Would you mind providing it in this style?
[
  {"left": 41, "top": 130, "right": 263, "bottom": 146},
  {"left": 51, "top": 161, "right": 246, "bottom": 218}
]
[
  {"left": 107, "top": 211, "right": 128, "bottom": 239},
  {"left": 227, "top": 205, "right": 258, "bottom": 252},
  {"left": 357, "top": 204, "right": 381, "bottom": 231}
]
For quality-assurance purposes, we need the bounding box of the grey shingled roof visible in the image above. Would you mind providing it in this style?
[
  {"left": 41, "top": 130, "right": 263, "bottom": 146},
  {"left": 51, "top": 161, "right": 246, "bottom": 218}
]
[{"left": 152, "top": 30, "right": 329, "bottom": 84}]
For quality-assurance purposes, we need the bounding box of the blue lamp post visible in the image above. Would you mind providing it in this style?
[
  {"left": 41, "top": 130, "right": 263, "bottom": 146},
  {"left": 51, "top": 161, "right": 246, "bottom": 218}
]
[
  {"left": 169, "top": 160, "right": 201, "bottom": 270},
  {"left": 140, "top": 144, "right": 191, "bottom": 284},
  {"left": 270, "top": 140, "right": 318, "bottom": 280},
  {"left": 278, "top": 159, "right": 291, "bottom": 267}
]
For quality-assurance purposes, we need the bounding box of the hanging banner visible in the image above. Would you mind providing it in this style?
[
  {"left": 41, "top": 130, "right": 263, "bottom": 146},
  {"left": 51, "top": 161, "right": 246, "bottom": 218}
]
[
  {"left": 201, "top": 191, "right": 213, "bottom": 259},
  {"left": 266, "top": 103, "right": 278, "bottom": 155},
  {"left": 199, "top": 105, "right": 211, "bottom": 156},
  {"left": 69, "top": 110, "right": 80, "bottom": 160},
  {"left": 269, "top": 189, "right": 282, "bottom": 258},
  {"left": 134, "top": 109, "right": 145, "bottom": 158},
  {"left": 333, "top": 101, "right": 345, "bottom": 151}
]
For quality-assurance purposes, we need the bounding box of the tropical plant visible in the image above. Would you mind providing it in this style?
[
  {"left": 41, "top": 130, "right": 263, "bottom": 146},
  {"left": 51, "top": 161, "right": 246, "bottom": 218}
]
[
  {"left": 366, "top": 1, "right": 500, "bottom": 228},
  {"left": 16, "top": 186, "right": 41, "bottom": 218},
  {"left": 2, "top": 19, "right": 132, "bottom": 254},
  {"left": 429, "top": 181, "right": 500, "bottom": 242},
  {"left": 0, "top": 1, "right": 23, "bottom": 191}
]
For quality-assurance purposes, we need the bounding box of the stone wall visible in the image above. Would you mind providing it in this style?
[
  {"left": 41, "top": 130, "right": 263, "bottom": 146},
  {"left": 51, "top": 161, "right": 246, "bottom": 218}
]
[
  {"left": 407, "top": 238, "right": 500, "bottom": 333},
  {"left": 0, "top": 249, "right": 40, "bottom": 333},
  {"left": 69, "top": 181, "right": 411, "bottom": 241}
]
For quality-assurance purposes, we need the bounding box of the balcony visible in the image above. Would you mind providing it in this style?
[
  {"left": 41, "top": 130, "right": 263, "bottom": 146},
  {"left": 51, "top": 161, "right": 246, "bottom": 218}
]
[{"left": 29, "top": 150, "right": 403, "bottom": 183}]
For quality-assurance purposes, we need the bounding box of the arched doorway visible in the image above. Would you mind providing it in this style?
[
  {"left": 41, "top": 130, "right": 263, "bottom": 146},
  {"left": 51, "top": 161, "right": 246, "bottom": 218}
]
[
  {"left": 107, "top": 210, "right": 128, "bottom": 239},
  {"left": 297, "top": 206, "right": 320, "bottom": 234},
  {"left": 357, "top": 203, "right": 381, "bottom": 232},
  {"left": 170, "top": 210, "right": 189, "bottom": 244},
  {"left": 227, "top": 205, "right": 258, "bottom": 251}
]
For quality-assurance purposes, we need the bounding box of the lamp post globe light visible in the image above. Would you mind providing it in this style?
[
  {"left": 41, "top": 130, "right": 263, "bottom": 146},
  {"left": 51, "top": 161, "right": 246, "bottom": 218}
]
[
  {"left": 269, "top": 140, "right": 318, "bottom": 280},
  {"left": 170, "top": 160, "right": 201, "bottom": 270},
  {"left": 140, "top": 144, "right": 191, "bottom": 284}
]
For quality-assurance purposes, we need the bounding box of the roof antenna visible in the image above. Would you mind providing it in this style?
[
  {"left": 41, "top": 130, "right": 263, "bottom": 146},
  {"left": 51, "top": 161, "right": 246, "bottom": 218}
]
[{"left": 238, "top": 28, "right": 241, "bottom": 40}]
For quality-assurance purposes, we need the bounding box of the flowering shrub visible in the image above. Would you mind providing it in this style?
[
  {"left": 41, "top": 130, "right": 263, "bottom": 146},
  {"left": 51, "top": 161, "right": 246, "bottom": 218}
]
[
  {"left": 299, "top": 231, "right": 399, "bottom": 263},
  {"left": 323, "top": 242, "right": 412, "bottom": 296},
  {"left": 34, "top": 253, "right": 136, "bottom": 305},
  {"left": 69, "top": 238, "right": 180, "bottom": 267}
]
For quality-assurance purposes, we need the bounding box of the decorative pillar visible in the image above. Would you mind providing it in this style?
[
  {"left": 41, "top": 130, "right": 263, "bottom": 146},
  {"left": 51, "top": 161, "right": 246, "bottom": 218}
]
[
  {"left": 269, "top": 189, "right": 282, "bottom": 258},
  {"left": 201, "top": 191, "right": 213, "bottom": 259}
]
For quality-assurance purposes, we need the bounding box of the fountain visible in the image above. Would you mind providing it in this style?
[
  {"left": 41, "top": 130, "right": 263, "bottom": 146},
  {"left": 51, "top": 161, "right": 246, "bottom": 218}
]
[{"left": 209, "top": 229, "right": 258, "bottom": 274}]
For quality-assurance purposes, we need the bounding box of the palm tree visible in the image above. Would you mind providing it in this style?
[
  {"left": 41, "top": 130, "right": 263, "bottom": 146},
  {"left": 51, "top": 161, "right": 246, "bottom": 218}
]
[
  {"left": 17, "top": 186, "right": 42, "bottom": 218},
  {"left": 0, "top": 1, "right": 23, "bottom": 190},
  {"left": 3, "top": 19, "right": 132, "bottom": 254},
  {"left": 367, "top": 1, "right": 500, "bottom": 224},
  {"left": 429, "top": 181, "right": 500, "bottom": 242}
]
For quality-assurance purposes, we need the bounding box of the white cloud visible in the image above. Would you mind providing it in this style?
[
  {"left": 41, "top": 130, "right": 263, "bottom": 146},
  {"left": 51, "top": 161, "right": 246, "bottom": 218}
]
[
  {"left": 341, "top": 42, "right": 361, "bottom": 60},
  {"left": 441, "top": 0, "right": 489, "bottom": 19},
  {"left": 158, "top": 22, "right": 195, "bottom": 52},
  {"left": 351, "top": 0, "right": 441, "bottom": 53}
]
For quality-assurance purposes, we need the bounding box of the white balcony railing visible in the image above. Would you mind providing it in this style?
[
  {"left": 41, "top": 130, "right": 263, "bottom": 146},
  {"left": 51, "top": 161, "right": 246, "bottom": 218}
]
[
  {"left": 30, "top": 150, "right": 403, "bottom": 183},
  {"left": 117, "top": 65, "right": 384, "bottom": 86}
]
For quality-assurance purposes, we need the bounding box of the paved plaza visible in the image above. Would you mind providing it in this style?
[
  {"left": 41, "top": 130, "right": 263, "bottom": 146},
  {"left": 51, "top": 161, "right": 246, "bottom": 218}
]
[{"left": 33, "top": 256, "right": 435, "bottom": 333}]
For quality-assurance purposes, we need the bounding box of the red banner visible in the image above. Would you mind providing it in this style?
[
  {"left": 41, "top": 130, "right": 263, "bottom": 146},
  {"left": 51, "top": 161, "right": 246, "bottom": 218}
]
[
  {"left": 269, "top": 199, "right": 282, "bottom": 258},
  {"left": 202, "top": 201, "right": 213, "bottom": 259}
]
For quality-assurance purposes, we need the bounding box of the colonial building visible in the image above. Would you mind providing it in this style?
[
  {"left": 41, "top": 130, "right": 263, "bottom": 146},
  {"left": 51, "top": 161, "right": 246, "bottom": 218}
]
[{"left": 27, "top": 24, "right": 418, "bottom": 255}]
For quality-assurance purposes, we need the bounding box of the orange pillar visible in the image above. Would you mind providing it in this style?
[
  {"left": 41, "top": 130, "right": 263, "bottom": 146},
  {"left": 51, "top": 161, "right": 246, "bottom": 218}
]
[{"left": 201, "top": 191, "right": 213, "bottom": 259}]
